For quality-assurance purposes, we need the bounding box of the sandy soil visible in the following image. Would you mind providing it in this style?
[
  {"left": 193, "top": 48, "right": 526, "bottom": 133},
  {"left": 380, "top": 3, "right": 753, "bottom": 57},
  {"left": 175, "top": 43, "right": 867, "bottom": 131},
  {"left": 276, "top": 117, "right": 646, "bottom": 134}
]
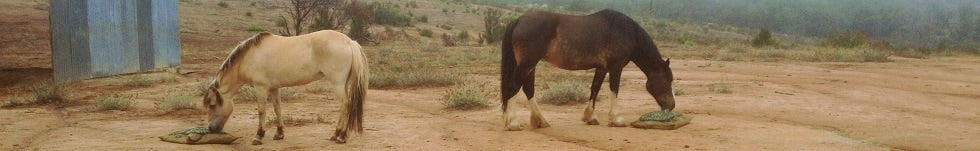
[
  {"left": 2, "top": 0, "right": 979, "bottom": 150},
  {"left": 2, "top": 57, "right": 978, "bottom": 150}
]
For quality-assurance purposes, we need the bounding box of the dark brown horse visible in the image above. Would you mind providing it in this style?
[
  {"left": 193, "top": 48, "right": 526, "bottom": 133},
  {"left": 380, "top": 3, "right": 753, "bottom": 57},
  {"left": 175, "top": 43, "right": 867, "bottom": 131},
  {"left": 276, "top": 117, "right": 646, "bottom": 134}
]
[{"left": 500, "top": 9, "right": 675, "bottom": 130}]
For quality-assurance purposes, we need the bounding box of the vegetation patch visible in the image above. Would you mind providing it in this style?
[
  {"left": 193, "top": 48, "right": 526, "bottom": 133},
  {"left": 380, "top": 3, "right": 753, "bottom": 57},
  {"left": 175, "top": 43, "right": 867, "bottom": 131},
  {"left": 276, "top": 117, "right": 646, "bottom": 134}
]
[
  {"left": 125, "top": 75, "right": 154, "bottom": 87},
  {"left": 157, "top": 92, "right": 195, "bottom": 112},
  {"left": 370, "top": 69, "right": 460, "bottom": 89},
  {"left": 708, "top": 82, "right": 733, "bottom": 94},
  {"left": 96, "top": 94, "right": 135, "bottom": 111},
  {"left": 539, "top": 80, "right": 589, "bottom": 105},
  {"left": 32, "top": 81, "right": 72, "bottom": 106},
  {"left": 805, "top": 47, "right": 890, "bottom": 62},
  {"left": 442, "top": 83, "right": 490, "bottom": 110}
]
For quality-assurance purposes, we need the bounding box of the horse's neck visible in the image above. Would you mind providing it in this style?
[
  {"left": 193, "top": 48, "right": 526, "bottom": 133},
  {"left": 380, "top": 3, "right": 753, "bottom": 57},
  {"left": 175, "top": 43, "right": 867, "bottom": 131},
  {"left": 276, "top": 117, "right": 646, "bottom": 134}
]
[
  {"left": 215, "top": 70, "right": 244, "bottom": 95},
  {"left": 631, "top": 51, "right": 661, "bottom": 78}
]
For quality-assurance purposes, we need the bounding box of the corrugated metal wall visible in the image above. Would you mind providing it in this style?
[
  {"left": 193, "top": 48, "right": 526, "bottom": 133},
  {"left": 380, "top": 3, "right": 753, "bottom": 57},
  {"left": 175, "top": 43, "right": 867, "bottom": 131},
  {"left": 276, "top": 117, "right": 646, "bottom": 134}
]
[{"left": 50, "top": 0, "right": 181, "bottom": 82}]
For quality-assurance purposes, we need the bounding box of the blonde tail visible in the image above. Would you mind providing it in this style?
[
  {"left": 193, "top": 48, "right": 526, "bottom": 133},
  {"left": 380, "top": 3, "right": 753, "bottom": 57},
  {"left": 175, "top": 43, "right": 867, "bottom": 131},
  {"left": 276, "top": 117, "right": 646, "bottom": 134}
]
[{"left": 340, "top": 40, "right": 368, "bottom": 138}]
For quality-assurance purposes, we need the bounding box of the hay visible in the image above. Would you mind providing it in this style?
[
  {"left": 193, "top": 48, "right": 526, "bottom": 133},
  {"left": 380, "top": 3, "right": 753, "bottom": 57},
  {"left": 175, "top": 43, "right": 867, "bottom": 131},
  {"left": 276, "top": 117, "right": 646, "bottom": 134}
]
[
  {"left": 631, "top": 111, "right": 692, "bottom": 130},
  {"left": 159, "top": 126, "right": 240, "bottom": 144}
]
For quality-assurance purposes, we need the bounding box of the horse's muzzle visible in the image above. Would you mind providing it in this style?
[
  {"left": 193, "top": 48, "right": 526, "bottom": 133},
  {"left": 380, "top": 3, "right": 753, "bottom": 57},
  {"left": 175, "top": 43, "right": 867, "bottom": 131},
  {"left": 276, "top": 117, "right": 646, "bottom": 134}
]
[{"left": 208, "top": 120, "right": 224, "bottom": 133}]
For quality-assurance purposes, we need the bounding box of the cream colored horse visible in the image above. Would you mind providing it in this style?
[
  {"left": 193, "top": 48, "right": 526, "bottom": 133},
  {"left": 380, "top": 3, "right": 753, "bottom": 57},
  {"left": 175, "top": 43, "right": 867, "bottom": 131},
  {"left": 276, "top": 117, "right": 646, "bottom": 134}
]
[{"left": 202, "top": 30, "right": 369, "bottom": 145}]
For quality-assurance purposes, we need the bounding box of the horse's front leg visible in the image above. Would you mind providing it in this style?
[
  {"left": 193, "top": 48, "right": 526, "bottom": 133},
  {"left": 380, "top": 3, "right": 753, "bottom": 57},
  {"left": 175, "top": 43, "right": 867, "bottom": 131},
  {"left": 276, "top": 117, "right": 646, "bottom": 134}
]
[
  {"left": 252, "top": 87, "right": 270, "bottom": 145},
  {"left": 271, "top": 88, "right": 285, "bottom": 140},
  {"left": 606, "top": 70, "right": 627, "bottom": 127}
]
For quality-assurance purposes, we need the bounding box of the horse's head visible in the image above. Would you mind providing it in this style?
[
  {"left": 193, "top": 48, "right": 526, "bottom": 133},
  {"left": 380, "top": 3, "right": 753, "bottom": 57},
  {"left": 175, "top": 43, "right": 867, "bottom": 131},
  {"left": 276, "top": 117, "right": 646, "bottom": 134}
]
[
  {"left": 645, "top": 58, "right": 675, "bottom": 111},
  {"left": 202, "top": 81, "right": 233, "bottom": 133}
]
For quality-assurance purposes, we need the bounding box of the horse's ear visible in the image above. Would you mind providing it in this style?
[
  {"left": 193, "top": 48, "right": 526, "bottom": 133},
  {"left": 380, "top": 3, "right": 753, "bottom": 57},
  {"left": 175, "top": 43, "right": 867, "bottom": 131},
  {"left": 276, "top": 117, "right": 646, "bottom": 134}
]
[{"left": 665, "top": 58, "right": 671, "bottom": 65}]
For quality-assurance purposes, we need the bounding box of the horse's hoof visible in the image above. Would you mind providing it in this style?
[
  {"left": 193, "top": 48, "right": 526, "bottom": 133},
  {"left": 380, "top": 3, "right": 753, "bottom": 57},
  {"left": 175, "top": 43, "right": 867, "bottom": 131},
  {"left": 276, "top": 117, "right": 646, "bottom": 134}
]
[
  {"left": 533, "top": 121, "right": 551, "bottom": 128},
  {"left": 608, "top": 116, "right": 628, "bottom": 127},
  {"left": 585, "top": 118, "right": 600, "bottom": 125},
  {"left": 273, "top": 134, "right": 284, "bottom": 140},
  {"left": 330, "top": 136, "right": 347, "bottom": 144},
  {"left": 251, "top": 139, "right": 264, "bottom": 145},
  {"left": 505, "top": 122, "right": 524, "bottom": 131}
]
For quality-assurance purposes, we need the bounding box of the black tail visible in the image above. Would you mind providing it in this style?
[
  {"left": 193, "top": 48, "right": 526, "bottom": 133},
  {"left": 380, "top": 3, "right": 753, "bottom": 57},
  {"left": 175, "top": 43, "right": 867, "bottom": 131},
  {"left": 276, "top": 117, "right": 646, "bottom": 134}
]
[{"left": 501, "top": 18, "right": 520, "bottom": 112}]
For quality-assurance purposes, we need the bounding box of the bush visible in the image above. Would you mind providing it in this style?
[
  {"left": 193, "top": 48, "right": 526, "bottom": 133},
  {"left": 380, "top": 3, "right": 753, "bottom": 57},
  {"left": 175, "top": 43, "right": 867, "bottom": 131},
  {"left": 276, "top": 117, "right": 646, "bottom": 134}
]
[
  {"left": 708, "top": 83, "right": 732, "bottom": 94},
  {"left": 194, "top": 81, "right": 211, "bottom": 96},
  {"left": 237, "top": 87, "right": 258, "bottom": 102},
  {"left": 32, "top": 81, "right": 71, "bottom": 106},
  {"left": 348, "top": 14, "right": 372, "bottom": 44},
  {"left": 416, "top": 15, "right": 428, "bottom": 23},
  {"left": 481, "top": 9, "right": 505, "bottom": 44},
  {"left": 824, "top": 31, "right": 869, "bottom": 48},
  {"left": 370, "top": 69, "right": 460, "bottom": 89},
  {"left": 751, "top": 28, "right": 778, "bottom": 47},
  {"left": 422, "top": 42, "right": 442, "bottom": 52},
  {"left": 807, "top": 47, "right": 890, "bottom": 62},
  {"left": 125, "top": 75, "right": 153, "bottom": 87},
  {"left": 456, "top": 30, "right": 470, "bottom": 42},
  {"left": 539, "top": 81, "right": 589, "bottom": 105},
  {"left": 419, "top": 28, "right": 434, "bottom": 38},
  {"left": 96, "top": 94, "right": 134, "bottom": 111},
  {"left": 246, "top": 25, "right": 265, "bottom": 32},
  {"left": 217, "top": 1, "right": 229, "bottom": 8},
  {"left": 442, "top": 83, "right": 490, "bottom": 110},
  {"left": 368, "top": 2, "right": 414, "bottom": 26},
  {"left": 158, "top": 92, "right": 195, "bottom": 112},
  {"left": 2, "top": 95, "right": 32, "bottom": 108}
]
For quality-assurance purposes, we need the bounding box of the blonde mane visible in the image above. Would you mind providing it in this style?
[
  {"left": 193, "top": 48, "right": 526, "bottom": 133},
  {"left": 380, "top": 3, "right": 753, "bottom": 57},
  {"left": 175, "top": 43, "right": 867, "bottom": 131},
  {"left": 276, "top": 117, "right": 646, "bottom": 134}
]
[{"left": 217, "top": 32, "right": 270, "bottom": 77}]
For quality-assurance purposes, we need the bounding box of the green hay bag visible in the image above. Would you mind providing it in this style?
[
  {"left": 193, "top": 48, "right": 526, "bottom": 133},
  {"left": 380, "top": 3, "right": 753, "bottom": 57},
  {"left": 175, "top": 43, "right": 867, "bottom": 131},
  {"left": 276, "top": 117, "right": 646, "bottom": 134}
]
[
  {"left": 631, "top": 110, "right": 692, "bottom": 130},
  {"left": 159, "top": 126, "right": 240, "bottom": 144}
]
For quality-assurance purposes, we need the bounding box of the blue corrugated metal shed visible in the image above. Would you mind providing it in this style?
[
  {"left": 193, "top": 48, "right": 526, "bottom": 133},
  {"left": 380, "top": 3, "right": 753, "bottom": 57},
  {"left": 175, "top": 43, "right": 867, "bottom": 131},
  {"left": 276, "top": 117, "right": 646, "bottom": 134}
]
[{"left": 50, "top": 0, "right": 181, "bottom": 82}]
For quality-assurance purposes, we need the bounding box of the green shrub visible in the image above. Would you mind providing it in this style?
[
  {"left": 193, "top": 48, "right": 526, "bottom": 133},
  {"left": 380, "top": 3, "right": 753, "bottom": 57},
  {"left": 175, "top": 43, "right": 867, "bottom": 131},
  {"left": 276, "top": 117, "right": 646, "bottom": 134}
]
[
  {"left": 419, "top": 28, "right": 434, "bottom": 38},
  {"left": 824, "top": 31, "right": 868, "bottom": 48},
  {"left": 246, "top": 25, "right": 265, "bottom": 32},
  {"left": 194, "top": 81, "right": 211, "bottom": 96},
  {"left": 807, "top": 47, "right": 890, "bottom": 62},
  {"left": 539, "top": 81, "right": 589, "bottom": 105},
  {"left": 456, "top": 30, "right": 470, "bottom": 42},
  {"left": 416, "top": 15, "right": 428, "bottom": 23},
  {"left": 125, "top": 75, "right": 153, "bottom": 87},
  {"left": 751, "top": 28, "right": 778, "bottom": 47},
  {"left": 442, "top": 84, "right": 490, "bottom": 110},
  {"left": 158, "top": 92, "right": 195, "bottom": 112},
  {"left": 370, "top": 69, "right": 460, "bottom": 89},
  {"left": 716, "top": 51, "right": 741, "bottom": 61},
  {"left": 709, "top": 83, "right": 732, "bottom": 94},
  {"left": 421, "top": 42, "right": 442, "bottom": 52},
  {"left": 368, "top": 2, "right": 414, "bottom": 26},
  {"left": 2, "top": 95, "right": 32, "bottom": 108},
  {"left": 32, "top": 81, "right": 71, "bottom": 106},
  {"left": 96, "top": 94, "right": 135, "bottom": 111},
  {"left": 237, "top": 87, "right": 258, "bottom": 102},
  {"left": 217, "top": 1, "right": 229, "bottom": 8},
  {"left": 482, "top": 9, "right": 505, "bottom": 44}
]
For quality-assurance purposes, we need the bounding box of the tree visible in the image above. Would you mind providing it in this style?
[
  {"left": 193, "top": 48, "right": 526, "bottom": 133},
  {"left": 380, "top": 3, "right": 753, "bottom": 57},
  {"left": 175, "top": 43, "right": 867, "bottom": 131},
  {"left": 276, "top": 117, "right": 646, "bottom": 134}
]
[
  {"left": 481, "top": 8, "right": 503, "bottom": 44},
  {"left": 278, "top": 0, "right": 335, "bottom": 36},
  {"left": 310, "top": 0, "right": 353, "bottom": 31}
]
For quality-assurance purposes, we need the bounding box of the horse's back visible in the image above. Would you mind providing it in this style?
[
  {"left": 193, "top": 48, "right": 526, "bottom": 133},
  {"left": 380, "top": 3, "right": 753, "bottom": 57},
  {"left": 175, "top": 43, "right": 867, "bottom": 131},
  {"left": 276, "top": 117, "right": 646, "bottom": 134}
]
[
  {"left": 241, "top": 31, "right": 355, "bottom": 87},
  {"left": 509, "top": 9, "right": 638, "bottom": 69}
]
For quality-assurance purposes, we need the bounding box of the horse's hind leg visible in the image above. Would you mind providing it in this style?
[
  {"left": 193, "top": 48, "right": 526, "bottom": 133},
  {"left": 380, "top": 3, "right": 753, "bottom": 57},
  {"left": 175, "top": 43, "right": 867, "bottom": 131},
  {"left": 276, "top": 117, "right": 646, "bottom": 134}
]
[
  {"left": 524, "top": 68, "right": 550, "bottom": 129},
  {"left": 252, "top": 87, "right": 271, "bottom": 145},
  {"left": 271, "top": 88, "right": 285, "bottom": 140},
  {"left": 329, "top": 85, "right": 350, "bottom": 143},
  {"left": 583, "top": 69, "right": 607, "bottom": 125},
  {"left": 501, "top": 69, "right": 523, "bottom": 131},
  {"left": 606, "top": 69, "right": 627, "bottom": 127}
]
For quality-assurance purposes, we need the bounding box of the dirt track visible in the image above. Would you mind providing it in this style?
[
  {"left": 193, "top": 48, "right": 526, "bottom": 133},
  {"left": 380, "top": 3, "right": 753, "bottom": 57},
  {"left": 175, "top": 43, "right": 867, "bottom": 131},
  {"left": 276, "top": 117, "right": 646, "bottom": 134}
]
[{"left": 2, "top": 57, "right": 978, "bottom": 150}]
